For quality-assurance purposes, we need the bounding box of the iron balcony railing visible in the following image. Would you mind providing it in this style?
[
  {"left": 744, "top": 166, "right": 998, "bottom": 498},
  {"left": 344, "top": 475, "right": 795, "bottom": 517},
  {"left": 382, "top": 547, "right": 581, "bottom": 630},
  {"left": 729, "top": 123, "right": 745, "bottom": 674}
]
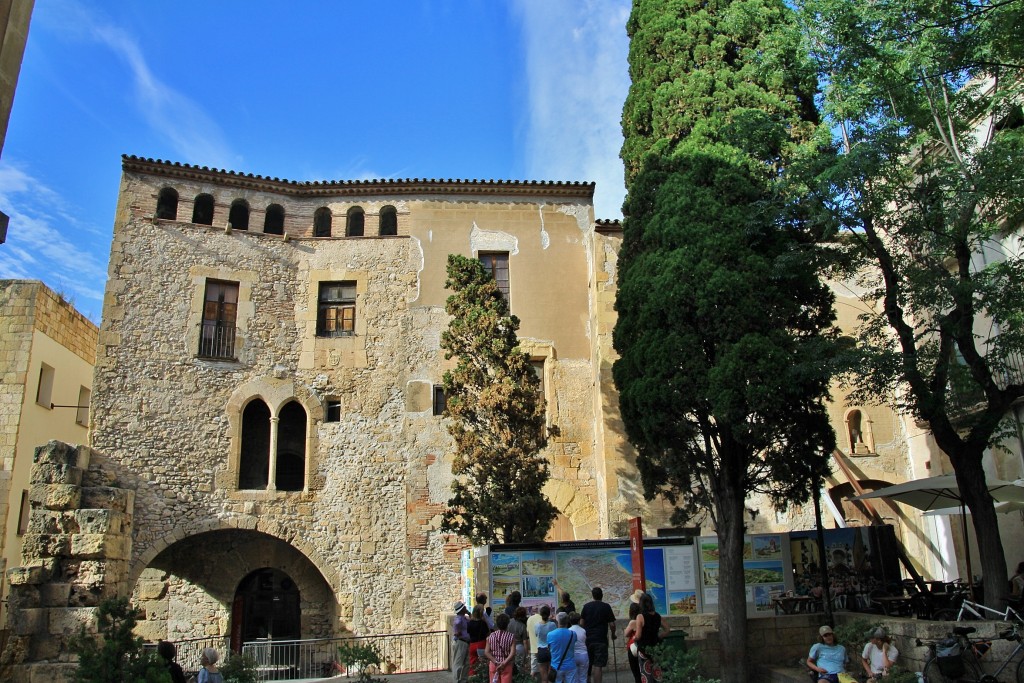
[
  {"left": 240, "top": 631, "right": 448, "bottom": 682},
  {"left": 198, "top": 321, "right": 237, "bottom": 360}
]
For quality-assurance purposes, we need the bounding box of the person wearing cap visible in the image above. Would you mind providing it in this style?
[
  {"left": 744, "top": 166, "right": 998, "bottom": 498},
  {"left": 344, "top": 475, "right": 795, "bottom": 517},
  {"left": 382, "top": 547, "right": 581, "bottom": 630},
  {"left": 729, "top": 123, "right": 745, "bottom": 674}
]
[
  {"left": 452, "top": 600, "right": 471, "bottom": 683},
  {"left": 861, "top": 627, "right": 898, "bottom": 682},
  {"left": 807, "top": 625, "right": 848, "bottom": 683}
]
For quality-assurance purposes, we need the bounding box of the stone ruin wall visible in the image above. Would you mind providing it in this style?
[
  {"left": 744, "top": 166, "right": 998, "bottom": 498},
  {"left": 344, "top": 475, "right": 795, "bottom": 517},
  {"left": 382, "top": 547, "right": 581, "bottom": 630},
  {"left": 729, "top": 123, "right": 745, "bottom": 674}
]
[{"left": 1, "top": 441, "right": 134, "bottom": 683}]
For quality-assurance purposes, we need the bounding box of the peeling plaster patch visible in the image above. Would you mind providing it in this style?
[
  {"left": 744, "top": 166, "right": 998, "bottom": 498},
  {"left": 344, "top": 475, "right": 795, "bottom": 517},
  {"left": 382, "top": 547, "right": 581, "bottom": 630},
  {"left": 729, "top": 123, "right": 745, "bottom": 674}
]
[
  {"left": 538, "top": 207, "right": 550, "bottom": 250},
  {"left": 409, "top": 235, "right": 425, "bottom": 304},
  {"left": 470, "top": 221, "right": 519, "bottom": 255}
]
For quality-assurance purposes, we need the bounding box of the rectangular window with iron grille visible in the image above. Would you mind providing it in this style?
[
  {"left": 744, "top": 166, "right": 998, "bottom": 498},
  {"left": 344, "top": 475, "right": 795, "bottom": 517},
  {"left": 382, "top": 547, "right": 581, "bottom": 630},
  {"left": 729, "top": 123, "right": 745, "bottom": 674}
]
[
  {"left": 317, "top": 281, "right": 356, "bottom": 337},
  {"left": 199, "top": 280, "right": 238, "bottom": 359},
  {"left": 479, "top": 252, "right": 510, "bottom": 300}
]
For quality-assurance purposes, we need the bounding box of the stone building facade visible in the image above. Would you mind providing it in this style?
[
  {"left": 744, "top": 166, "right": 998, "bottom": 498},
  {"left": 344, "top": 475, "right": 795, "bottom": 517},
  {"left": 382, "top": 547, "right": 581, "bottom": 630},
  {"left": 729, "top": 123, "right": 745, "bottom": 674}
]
[
  {"left": 76, "top": 156, "right": 674, "bottom": 647},
  {"left": 6, "top": 154, "right": 1001, "bottom": 682}
]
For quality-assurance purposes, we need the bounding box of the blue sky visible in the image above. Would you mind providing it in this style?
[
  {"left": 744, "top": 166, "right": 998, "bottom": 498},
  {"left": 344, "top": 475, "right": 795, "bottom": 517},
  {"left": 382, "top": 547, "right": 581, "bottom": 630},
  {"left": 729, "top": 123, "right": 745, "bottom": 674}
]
[{"left": 0, "top": 0, "right": 631, "bottom": 322}]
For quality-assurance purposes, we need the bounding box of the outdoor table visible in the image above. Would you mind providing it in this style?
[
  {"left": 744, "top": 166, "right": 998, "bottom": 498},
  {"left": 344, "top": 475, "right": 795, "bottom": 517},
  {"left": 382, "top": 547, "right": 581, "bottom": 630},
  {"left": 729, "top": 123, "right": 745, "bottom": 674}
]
[
  {"left": 772, "top": 595, "right": 815, "bottom": 615},
  {"left": 872, "top": 596, "right": 913, "bottom": 616}
]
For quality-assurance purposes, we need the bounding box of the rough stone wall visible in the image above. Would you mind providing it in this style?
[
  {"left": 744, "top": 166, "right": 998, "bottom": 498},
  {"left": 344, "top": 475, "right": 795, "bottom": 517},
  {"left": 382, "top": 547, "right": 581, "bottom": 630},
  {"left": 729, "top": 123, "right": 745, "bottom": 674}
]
[
  {"left": 1, "top": 440, "right": 134, "bottom": 683},
  {"left": 90, "top": 166, "right": 612, "bottom": 643},
  {"left": 0, "top": 281, "right": 36, "bottom": 503}
]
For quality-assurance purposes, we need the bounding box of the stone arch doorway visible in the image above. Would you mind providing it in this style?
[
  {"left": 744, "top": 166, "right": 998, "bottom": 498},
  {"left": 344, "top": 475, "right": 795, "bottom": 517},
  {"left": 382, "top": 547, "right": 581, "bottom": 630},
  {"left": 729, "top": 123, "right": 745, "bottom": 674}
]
[
  {"left": 231, "top": 568, "right": 301, "bottom": 648},
  {"left": 131, "top": 528, "right": 335, "bottom": 647}
]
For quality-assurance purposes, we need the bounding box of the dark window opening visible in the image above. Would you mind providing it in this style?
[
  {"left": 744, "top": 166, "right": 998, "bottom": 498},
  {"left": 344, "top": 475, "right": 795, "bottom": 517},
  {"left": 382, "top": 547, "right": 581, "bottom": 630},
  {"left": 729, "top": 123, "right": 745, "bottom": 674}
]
[
  {"left": 530, "top": 359, "right": 545, "bottom": 396},
  {"left": 264, "top": 204, "right": 285, "bottom": 235},
  {"left": 156, "top": 187, "right": 179, "bottom": 220},
  {"left": 433, "top": 386, "right": 447, "bottom": 416},
  {"left": 317, "top": 281, "right": 356, "bottom": 337},
  {"left": 199, "top": 279, "right": 238, "bottom": 359},
  {"left": 276, "top": 401, "right": 306, "bottom": 491},
  {"left": 17, "top": 490, "right": 29, "bottom": 536},
  {"left": 346, "top": 207, "right": 364, "bottom": 237},
  {"left": 314, "top": 207, "right": 332, "bottom": 237},
  {"left": 229, "top": 199, "right": 250, "bottom": 231},
  {"left": 479, "top": 252, "right": 510, "bottom": 300},
  {"left": 192, "top": 194, "right": 215, "bottom": 225},
  {"left": 239, "top": 399, "right": 271, "bottom": 489},
  {"left": 379, "top": 206, "right": 398, "bottom": 236},
  {"left": 325, "top": 399, "right": 341, "bottom": 422}
]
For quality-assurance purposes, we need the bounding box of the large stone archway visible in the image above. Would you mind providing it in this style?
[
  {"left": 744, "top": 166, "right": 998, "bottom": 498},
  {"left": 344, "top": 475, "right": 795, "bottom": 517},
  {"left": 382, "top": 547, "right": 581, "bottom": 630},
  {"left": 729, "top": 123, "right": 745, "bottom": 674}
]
[{"left": 131, "top": 528, "right": 337, "bottom": 646}]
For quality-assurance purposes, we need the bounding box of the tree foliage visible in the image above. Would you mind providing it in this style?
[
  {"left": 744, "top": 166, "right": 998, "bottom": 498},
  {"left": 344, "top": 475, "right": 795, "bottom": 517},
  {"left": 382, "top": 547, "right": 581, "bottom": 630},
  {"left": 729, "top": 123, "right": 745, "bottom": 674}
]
[
  {"left": 70, "top": 597, "right": 170, "bottom": 683},
  {"left": 616, "top": 2, "right": 839, "bottom": 682},
  {"left": 799, "top": 0, "right": 1024, "bottom": 595},
  {"left": 439, "top": 254, "right": 558, "bottom": 545}
]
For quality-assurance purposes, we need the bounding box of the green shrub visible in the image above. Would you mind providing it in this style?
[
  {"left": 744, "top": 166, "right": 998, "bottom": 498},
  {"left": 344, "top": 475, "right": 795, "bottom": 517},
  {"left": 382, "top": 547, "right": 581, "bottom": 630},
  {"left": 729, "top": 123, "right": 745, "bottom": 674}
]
[
  {"left": 337, "top": 640, "right": 387, "bottom": 683},
  {"left": 648, "top": 634, "right": 719, "bottom": 683},
  {"left": 69, "top": 597, "right": 170, "bottom": 683},
  {"left": 219, "top": 653, "right": 258, "bottom": 683}
]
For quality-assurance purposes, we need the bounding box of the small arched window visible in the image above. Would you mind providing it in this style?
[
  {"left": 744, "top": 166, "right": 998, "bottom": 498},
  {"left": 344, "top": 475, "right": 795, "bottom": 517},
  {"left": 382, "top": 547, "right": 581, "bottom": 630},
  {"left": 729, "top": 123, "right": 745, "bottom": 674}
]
[
  {"left": 346, "top": 207, "right": 365, "bottom": 237},
  {"left": 192, "top": 194, "right": 215, "bottom": 225},
  {"left": 276, "top": 401, "right": 307, "bottom": 491},
  {"left": 313, "top": 207, "right": 332, "bottom": 237},
  {"left": 239, "top": 399, "right": 271, "bottom": 489},
  {"left": 264, "top": 204, "right": 285, "bottom": 235},
  {"left": 845, "top": 408, "right": 874, "bottom": 454},
  {"left": 379, "top": 205, "right": 398, "bottom": 236},
  {"left": 156, "top": 187, "right": 179, "bottom": 220},
  {"left": 229, "top": 200, "right": 250, "bottom": 231}
]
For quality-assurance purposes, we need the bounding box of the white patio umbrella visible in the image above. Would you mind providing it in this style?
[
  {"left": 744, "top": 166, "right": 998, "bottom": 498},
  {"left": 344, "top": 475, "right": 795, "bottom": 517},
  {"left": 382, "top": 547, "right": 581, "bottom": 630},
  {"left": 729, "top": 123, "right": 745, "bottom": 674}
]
[{"left": 850, "top": 475, "right": 1024, "bottom": 596}]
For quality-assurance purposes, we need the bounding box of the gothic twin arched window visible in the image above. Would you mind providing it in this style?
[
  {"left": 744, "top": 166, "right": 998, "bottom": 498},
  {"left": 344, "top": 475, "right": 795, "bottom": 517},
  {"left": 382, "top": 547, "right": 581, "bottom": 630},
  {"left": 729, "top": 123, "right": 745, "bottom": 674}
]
[{"left": 239, "top": 398, "right": 307, "bottom": 491}]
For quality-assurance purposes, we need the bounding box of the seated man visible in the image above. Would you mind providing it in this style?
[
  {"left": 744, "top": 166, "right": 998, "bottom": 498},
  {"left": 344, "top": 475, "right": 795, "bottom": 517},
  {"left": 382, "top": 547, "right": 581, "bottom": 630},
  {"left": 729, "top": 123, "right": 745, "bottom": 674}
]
[
  {"left": 861, "top": 627, "right": 898, "bottom": 682},
  {"left": 807, "top": 625, "right": 847, "bottom": 683}
]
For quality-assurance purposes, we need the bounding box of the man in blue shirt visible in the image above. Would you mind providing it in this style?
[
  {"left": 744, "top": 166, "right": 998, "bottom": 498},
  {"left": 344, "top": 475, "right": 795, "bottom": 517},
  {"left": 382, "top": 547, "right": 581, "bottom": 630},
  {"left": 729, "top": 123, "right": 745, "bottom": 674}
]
[
  {"left": 807, "top": 625, "right": 848, "bottom": 683},
  {"left": 547, "top": 612, "right": 578, "bottom": 683}
]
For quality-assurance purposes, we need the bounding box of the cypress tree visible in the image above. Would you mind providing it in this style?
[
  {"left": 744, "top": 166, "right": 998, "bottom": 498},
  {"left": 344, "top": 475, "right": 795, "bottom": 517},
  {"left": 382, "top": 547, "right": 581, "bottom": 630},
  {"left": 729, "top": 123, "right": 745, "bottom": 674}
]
[{"left": 615, "top": 2, "right": 838, "bottom": 680}]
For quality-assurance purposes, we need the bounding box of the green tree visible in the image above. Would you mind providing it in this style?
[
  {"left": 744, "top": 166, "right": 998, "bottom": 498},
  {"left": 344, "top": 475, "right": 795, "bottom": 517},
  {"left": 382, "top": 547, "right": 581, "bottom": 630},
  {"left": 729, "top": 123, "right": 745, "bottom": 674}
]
[
  {"left": 799, "top": 0, "right": 1024, "bottom": 597},
  {"left": 439, "top": 254, "right": 558, "bottom": 544},
  {"left": 70, "top": 597, "right": 170, "bottom": 683},
  {"left": 615, "top": 2, "right": 838, "bottom": 681}
]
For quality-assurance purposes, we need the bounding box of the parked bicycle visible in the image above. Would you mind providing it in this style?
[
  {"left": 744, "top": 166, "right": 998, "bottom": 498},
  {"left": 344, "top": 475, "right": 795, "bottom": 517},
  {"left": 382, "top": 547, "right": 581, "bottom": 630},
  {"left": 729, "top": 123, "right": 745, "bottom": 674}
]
[
  {"left": 919, "top": 624, "right": 1024, "bottom": 683},
  {"left": 934, "top": 598, "right": 1024, "bottom": 625}
]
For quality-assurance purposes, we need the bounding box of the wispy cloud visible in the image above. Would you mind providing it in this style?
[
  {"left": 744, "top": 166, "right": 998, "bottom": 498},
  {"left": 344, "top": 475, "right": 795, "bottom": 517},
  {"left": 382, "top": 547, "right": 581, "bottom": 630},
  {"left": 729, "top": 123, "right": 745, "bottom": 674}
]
[
  {"left": 42, "top": 0, "right": 236, "bottom": 169},
  {"left": 0, "top": 163, "right": 108, "bottom": 321},
  {"left": 513, "top": 0, "right": 631, "bottom": 219}
]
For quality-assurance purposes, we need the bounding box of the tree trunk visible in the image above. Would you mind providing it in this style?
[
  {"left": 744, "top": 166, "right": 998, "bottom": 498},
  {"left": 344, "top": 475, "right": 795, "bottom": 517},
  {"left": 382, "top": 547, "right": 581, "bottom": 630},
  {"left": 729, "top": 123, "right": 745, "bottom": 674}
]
[
  {"left": 953, "top": 451, "right": 1009, "bottom": 603},
  {"left": 716, "top": 490, "right": 749, "bottom": 683}
]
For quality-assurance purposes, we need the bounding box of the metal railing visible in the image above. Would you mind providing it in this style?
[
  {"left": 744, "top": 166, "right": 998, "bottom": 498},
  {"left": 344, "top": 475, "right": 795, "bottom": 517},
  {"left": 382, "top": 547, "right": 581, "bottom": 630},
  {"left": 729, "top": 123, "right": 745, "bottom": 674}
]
[
  {"left": 240, "top": 631, "right": 448, "bottom": 682},
  {"left": 144, "top": 635, "right": 230, "bottom": 677},
  {"left": 198, "top": 321, "right": 236, "bottom": 359}
]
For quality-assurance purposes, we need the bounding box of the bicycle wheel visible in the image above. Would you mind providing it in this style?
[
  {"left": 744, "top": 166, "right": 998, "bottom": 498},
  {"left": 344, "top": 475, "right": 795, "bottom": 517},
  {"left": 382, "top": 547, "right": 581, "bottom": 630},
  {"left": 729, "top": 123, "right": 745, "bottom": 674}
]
[{"left": 924, "top": 657, "right": 953, "bottom": 683}]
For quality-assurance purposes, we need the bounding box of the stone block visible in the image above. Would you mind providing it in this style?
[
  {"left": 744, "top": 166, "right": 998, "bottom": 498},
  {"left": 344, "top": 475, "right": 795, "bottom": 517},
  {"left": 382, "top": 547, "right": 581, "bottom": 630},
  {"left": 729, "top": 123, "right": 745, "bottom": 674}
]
[
  {"left": 28, "top": 662, "right": 78, "bottom": 683},
  {"left": 137, "top": 580, "right": 167, "bottom": 601},
  {"left": 72, "top": 509, "right": 128, "bottom": 535},
  {"left": 68, "top": 581, "right": 109, "bottom": 608},
  {"left": 27, "top": 510, "right": 78, "bottom": 535},
  {"left": 32, "top": 462, "right": 84, "bottom": 486},
  {"left": 31, "top": 484, "right": 81, "bottom": 511},
  {"left": 80, "top": 486, "right": 134, "bottom": 514},
  {"left": 28, "top": 633, "right": 64, "bottom": 661},
  {"left": 26, "top": 533, "right": 75, "bottom": 559},
  {"left": 38, "top": 583, "right": 72, "bottom": 607},
  {"left": 48, "top": 607, "right": 96, "bottom": 636},
  {"left": 9, "top": 607, "right": 47, "bottom": 636},
  {"left": 32, "top": 441, "right": 81, "bottom": 468},
  {"left": 8, "top": 564, "right": 53, "bottom": 586},
  {"left": 70, "top": 534, "right": 117, "bottom": 559}
]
